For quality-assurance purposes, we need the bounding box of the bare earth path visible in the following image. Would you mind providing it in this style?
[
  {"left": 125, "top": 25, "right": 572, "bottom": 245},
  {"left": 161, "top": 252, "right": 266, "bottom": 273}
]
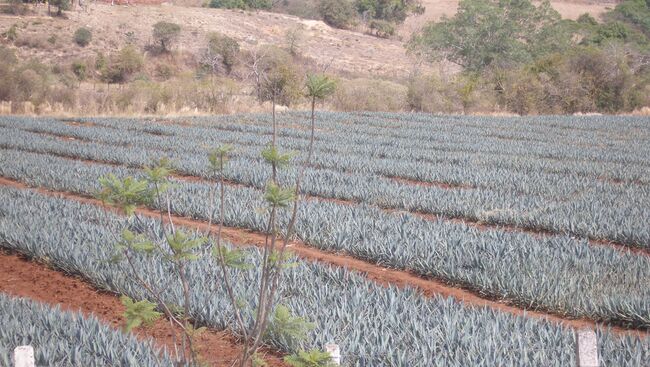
[{"left": 0, "top": 177, "right": 646, "bottom": 338}]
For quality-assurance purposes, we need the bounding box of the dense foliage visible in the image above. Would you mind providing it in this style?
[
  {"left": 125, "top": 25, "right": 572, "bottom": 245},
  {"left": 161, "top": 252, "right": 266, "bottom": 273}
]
[
  {"left": 411, "top": 0, "right": 563, "bottom": 71},
  {"left": 409, "top": 0, "right": 650, "bottom": 114},
  {"left": 208, "top": 0, "right": 272, "bottom": 10}
]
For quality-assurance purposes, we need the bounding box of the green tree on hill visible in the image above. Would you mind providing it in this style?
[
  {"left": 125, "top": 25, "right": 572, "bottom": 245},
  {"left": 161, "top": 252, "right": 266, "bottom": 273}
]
[
  {"left": 410, "top": 0, "right": 563, "bottom": 71},
  {"left": 152, "top": 22, "right": 181, "bottom": 53}
]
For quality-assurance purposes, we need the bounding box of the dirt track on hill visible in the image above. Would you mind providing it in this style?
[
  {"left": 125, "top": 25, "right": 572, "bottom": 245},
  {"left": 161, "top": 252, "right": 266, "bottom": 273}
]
[
  {"left": 0, "top": 250, "right": 288, "bottom": 367},
  {"left": 0, "top": 176, "right": 646, "bottom": 337}
]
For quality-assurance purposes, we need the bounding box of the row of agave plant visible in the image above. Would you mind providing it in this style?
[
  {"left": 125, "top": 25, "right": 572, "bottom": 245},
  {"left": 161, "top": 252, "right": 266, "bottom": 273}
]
[
  {"left": 1, "top": 147, "right": 649, "bottom": 330},
  {"left": 0, "top": 293, "right": 171, "bottom": 366},
  {"left": 76, "top": 112, "right": 650, "bottom": 169},
  {"left": 3, "top": 114, "right": 648, "bottom": 200},
  {"left": 13, "top": 114, "right": 650, "bottom": 187},
  {"left": 0, "top": 186, "right": 648, "bottom": 366},
  {"left": 114, "top": 112, "right": 650, "bottom": 178},
  {"left": 1, "top": 120, "right": 649, "bottom": 249}
]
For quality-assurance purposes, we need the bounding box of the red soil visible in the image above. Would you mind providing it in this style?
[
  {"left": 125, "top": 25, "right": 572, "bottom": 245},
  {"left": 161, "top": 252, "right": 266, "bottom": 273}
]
[
  {"left": 0, "top": 250, "right": 287, "bottom": 367},
  {"left": 0, "top": 177, "right": 646, "bottom": 338}
]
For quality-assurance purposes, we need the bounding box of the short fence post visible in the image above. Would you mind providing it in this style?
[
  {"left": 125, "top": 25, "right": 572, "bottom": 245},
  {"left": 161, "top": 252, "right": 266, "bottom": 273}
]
[
  {"left": 325, "top": 343, "right": 341, "bottom": 366},
  {"left": 14, "top": 345, "right": 35, "bottom": 367},
  {"left": 576, "top": 329, "right": 599, "bottom": 367}
]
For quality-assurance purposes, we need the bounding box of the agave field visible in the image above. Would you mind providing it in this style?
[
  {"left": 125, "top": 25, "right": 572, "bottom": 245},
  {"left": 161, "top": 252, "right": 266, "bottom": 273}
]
[{"left": 0, "top": 112, "right": 648, "bottom": 366}]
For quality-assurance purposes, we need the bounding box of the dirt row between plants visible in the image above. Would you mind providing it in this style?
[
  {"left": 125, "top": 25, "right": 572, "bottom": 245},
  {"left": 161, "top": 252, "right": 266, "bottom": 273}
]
[
  {"left": 5, "top": 141, "right": 647, "bottom": 258},
  {"left": 0, "top": 176, "right": 646, "bottom": 338},
  {"left": 0, "top": 249, "right": 287, "bottom": 367}
]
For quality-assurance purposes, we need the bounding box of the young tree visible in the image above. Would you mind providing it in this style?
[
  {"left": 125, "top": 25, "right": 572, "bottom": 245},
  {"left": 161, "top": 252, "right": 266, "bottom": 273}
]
[
  {"left": 152, "top": 22, "right": 181, "bottom": 53},
  {"left": 305, "top": 74, "right": 336, "bottom": 161},
  {"left": 98, "top": 161, "right": 205, "bottom": 366},
  {"left": 285, "top": 26, "right": 305, "bottom": 56},
  {"left": 98, "top": 57, "right": 331, "bottom": 367}
]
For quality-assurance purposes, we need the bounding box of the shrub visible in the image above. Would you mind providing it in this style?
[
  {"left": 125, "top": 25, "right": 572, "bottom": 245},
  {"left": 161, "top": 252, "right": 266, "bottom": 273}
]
[
  {"left": 102, "top": 45, "right": 144, "bottom": 83},
  {"left": 0, "top": 46, "right": 16, "bottom": 66},
  {"left": 332, "top": 77, "right": 407, "bottom": 111},
  {"left": 254, "top": 46, "right": 302, "bottom": 106},
  {"left": 208, "top": 0, "right": 245, "bottom": 7},
  {"left": 407, "top": 73, "right": 458, "bottom": 113},
  {"left": 204, "top": 32, "right": 240, "bottom": 74},
  {"left": 319, "top": 0, "right": 356, "bottom": 29},
  {"left": 3, "top": 24, "right": 18, "bottom": 42},
  {"left": 2, "top": 0, "right": 29, "bottom": 15},
  {"left": 48, "top": 0, "right": 70, "bottom": 16},
  {"left": 74, "top": 27, "right": 92, "bottom": 47},
  {"left": 208, "top": 0, "right": 271, "bottom": 9},
  {"left": 369, "top": 19, "right": 395, "bottom": 38},
  {"left": 71, "top": 61, "right": 87, "bottom": 81},
  {"left": 152, "top": 21, "right": 181, "bottom": 53},
  {"left": 154, "top": 63, "right": 174, "bottom": 81}
]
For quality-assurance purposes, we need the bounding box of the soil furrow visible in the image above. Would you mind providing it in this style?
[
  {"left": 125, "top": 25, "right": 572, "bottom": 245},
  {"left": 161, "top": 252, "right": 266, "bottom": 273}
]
[{"left": 0, "top": 176, "right": 646, "bottom": 337}]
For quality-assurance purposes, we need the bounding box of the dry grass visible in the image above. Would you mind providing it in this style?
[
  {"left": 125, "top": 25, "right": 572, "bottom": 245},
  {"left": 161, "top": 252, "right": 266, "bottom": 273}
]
[{"left": 0, "top": 3, "right": 425, "bottom": 80}]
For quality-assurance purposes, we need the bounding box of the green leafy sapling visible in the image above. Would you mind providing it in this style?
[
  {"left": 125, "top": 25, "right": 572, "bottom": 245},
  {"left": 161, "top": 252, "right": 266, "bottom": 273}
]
[
  {"left": 97, "top": 175, "right": 152, "bottom": 216},
  {"left": 120, "top": 295, "right": 162, "bottom": 332},
  {"left": 213, "top": 246, "right": 253, "bottom": 270},
  {"left": 265, "top": 305, "right": 315, "bottom": 350},
  {"left": 264, "top": 183, "right": 296, "bottom": 208},
  {"left": 166, "top": 230, "right": 207, "bottom": 261},
  {"left": 261, "top": 145, "right": 296, "bottom": 183},
  {"left": 284, "top": 349, "right": 334, "bottom": 367}
]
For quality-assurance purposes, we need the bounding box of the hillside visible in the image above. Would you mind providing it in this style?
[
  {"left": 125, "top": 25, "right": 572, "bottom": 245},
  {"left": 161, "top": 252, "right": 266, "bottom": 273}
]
[
  {"left": 0, "top": 4, "right": 423, "bottom": 80},
  {"left": 1, "top": 0, "right": 623, "bottom": 80}
]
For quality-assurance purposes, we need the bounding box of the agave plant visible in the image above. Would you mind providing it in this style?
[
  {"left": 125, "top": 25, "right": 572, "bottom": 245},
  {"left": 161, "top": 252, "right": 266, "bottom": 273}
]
[{"left": 0, "top": 186, "right": 648, "bottom": 366}]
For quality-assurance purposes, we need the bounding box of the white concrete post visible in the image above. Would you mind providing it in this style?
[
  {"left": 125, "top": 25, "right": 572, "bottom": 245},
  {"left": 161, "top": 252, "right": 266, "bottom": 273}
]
[
  {"left": 576, "top": 329, "right": 599, "bottom": 367},
  {"left": 325, "top": 343, "right": 341, "bottom": 366},
  {"left": 14, "top": 345, "right": 35, "bottom": 367}
]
